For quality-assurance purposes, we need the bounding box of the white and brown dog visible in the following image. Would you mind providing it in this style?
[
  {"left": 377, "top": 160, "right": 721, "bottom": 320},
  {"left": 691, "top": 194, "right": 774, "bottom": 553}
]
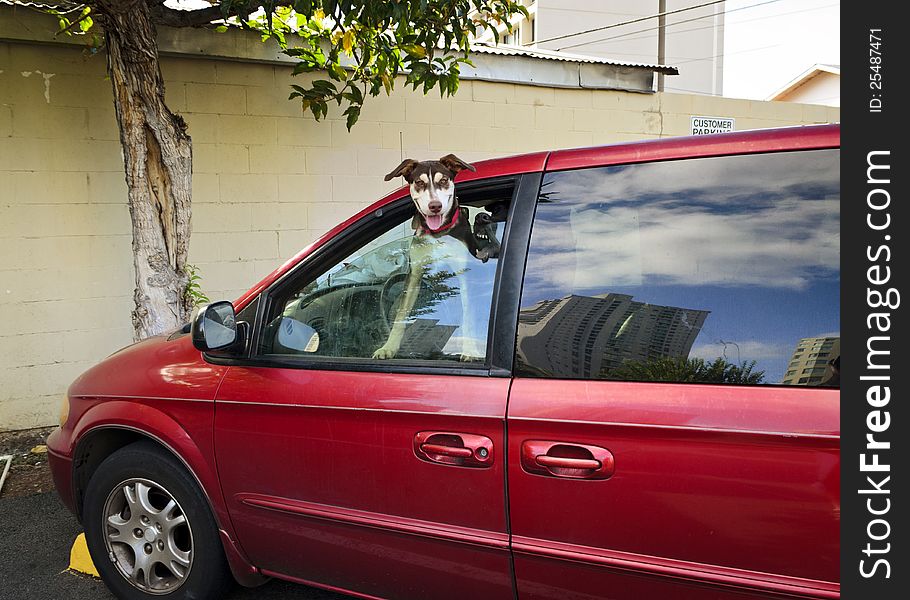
[
  {"left": 373, "top": 154, "right": 489, "bottom": 360},
  {"left": 385, "top": 154, "right": 479, "bottom": 251}
]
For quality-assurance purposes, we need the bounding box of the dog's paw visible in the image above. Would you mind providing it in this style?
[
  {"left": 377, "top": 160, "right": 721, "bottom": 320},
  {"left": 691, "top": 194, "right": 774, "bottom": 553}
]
[
  {"left": 459, "top": 353, "right": 483, "bottom": 363},
  {"left": 372, "top": 346, "right": 397, "bottom": 359}
]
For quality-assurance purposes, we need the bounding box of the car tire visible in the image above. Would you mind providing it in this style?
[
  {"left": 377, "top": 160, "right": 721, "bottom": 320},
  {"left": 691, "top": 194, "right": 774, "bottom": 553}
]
[{"left": 82, "top": 441, "right": 233, "bottom": 600}]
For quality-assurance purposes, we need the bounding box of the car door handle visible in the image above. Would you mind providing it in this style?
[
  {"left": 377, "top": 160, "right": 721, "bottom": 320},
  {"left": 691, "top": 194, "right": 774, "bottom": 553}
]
[
  {"left": 419, "top": 443, "right": 474, "bottom": 458},
  {"left": 414, "top": 432, "right": 494, "bottom": 468},
  {"left": 535, "top": 455, "right": 601, "bottom": 470},
  {"left": 521, "top": 440, "right": 614, "bottom": 480}
]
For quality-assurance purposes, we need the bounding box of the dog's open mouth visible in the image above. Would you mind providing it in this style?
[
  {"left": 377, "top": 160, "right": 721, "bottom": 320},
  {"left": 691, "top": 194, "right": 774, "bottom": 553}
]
[{"left": 424, "top": 213, "right": 445, "bottom": 231}]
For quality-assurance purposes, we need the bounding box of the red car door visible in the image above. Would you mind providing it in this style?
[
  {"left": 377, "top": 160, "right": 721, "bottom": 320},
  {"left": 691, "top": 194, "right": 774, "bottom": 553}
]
[
  {"left": 507, "top": 147, "right": 841, "bottom": 599},
  {"left": 215, "top": 369, "right": 511, "bottom": 598},
  {"left": 212, "top": 176, "right": 537, "bottom": 599}
]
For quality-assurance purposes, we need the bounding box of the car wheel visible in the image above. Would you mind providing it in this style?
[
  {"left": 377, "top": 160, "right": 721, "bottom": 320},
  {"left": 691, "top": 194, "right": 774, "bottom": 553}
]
[{"left": 82, "top": 441, "right": 233, "bottom": 600}]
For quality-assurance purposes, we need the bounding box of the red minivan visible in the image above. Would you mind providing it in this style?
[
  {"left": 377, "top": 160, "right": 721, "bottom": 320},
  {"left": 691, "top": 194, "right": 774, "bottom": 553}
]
[{"left": 47, "top": 124, "right": 840, "bottom": 600}]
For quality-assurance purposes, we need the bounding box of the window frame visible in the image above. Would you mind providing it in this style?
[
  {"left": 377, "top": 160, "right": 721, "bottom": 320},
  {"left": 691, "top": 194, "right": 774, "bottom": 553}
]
[{"left": 204, "top": 173, "right": 542, "bottom": 378}]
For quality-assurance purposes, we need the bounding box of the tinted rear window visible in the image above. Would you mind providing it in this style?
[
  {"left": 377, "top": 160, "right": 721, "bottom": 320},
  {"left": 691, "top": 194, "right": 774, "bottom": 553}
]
[{"left": 516, "top": 149, "right": 840, "bottom": 387}]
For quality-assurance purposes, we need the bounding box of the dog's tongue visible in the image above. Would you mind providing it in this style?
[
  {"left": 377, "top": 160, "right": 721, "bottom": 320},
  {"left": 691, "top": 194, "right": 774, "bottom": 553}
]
[{"left": 425, "top": 214, "right": 444, "bottom": 231}]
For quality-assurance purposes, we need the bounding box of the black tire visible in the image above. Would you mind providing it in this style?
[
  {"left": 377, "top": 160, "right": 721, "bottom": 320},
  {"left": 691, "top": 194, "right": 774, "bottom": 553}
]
[{"left": 82, "top": 441, "right": 234, "bottom": 600}]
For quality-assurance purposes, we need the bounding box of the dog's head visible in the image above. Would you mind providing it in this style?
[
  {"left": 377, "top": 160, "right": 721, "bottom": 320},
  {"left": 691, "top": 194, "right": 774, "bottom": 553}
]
[{"left": 384, "top": 154, "right": 476, "bottom": 232}]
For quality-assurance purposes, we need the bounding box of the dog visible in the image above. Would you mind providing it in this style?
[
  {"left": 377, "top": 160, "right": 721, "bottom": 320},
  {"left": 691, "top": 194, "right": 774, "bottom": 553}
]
[
  {"left": 384, "top": 154, "right": 480, "bottom": 253},
  {"left": 373, "top": 154, "right": 493, "bottom": 360}
]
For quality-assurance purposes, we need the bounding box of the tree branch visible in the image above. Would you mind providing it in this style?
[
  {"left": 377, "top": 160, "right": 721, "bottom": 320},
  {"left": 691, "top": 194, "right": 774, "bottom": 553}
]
[
  {"left": 148, "top": 4, "right": 224, "bottom": 27},
  {"left": 148, "top": 1, "right": 296, "bottom": 28}
]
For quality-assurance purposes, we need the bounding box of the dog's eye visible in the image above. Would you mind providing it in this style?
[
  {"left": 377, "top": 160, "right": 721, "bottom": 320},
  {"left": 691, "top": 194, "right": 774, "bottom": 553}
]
[{"left": 439, "top": 177, "right": 449, "bottom": 185}]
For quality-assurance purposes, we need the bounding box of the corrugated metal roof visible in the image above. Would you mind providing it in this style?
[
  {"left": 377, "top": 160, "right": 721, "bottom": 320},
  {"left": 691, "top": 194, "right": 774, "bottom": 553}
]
[{"left": 469, "top": 42, "right": 678, "bottom": 75}]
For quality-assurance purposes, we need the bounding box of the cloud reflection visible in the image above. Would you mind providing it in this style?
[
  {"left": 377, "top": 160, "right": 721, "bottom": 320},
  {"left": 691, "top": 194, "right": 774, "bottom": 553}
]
[{"left": 526, "top": 150, "right": 839, "bottom": 296}]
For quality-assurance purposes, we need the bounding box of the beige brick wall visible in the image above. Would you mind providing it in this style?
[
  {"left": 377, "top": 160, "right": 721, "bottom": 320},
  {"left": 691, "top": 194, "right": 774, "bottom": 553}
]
[{"left": 0, "top": 40, "right": 839, "bottom": 430}]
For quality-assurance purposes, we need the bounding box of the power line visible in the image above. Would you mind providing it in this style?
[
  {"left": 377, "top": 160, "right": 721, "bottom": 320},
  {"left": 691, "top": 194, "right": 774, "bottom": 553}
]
[
  {"left": 558, "top": 0, "right": 784, "bottom": 51},
  {"left": 596, "top": 1, "right": 837, "bottom": 49},
  {"left": 528, "top": 0, "right": 728, "bottom": 46},
  {"left": 673, "top": 43, "right": 781, "bottom": 66}
]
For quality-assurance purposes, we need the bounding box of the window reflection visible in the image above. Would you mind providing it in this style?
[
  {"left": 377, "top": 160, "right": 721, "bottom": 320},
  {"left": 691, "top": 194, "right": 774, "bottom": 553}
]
[
  {"left": 262, "top": 206, "right": 504, "bottom": 363},
  {"left": 517, "top": 150, "right": 840, "bottom": 387},
  {"left": 518, "top": 293, "right": 709, "bottom": 380}
]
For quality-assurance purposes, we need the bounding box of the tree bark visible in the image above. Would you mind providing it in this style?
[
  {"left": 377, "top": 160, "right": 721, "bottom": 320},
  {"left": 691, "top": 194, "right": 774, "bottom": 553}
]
[{"left": 96, "top": 0, "right": 194, "bottom": 340}]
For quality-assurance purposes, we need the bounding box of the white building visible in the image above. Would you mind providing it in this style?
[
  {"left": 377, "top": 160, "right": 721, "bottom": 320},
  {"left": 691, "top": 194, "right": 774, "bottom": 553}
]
[
  {"left": 767, "top": 64, "right": 840, "bottom": 107},
  {"left": 474, "top": 0, "right": 725, "bottom": 96}
]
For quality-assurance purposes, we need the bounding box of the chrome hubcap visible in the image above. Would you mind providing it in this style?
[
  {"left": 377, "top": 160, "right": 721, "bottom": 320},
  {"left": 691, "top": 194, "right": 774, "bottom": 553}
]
[{"left": 102, "top": 478, "right": 193, "bottom": 594}]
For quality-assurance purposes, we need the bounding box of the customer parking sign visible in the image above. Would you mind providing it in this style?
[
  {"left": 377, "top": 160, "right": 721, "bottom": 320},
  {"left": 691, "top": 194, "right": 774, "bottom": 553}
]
[{"left": 691, "top": 116, "right": 735, "bottom": 135}]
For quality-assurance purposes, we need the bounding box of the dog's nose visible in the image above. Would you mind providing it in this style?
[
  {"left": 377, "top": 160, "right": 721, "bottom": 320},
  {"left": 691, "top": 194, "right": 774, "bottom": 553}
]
[{"left": 428, "top": 200, "right": 442, "bottom": 214}]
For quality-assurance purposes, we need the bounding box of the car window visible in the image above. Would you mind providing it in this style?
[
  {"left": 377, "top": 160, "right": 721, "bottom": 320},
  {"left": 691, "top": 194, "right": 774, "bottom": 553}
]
[
  {"left": 260, "top": 203, "right": 507, "bottom": 365},
  {"left": 516, "top": 149, "right": 840, "bottom": 387}
]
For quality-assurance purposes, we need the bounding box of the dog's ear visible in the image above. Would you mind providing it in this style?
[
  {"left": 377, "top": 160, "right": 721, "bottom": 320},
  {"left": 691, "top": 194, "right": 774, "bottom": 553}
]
[
  {"left": 384, "top": 159, "right": 419, "bottom": 182},
  {"left": 438, "top": 154, "right": 476, "bottom": 175}
]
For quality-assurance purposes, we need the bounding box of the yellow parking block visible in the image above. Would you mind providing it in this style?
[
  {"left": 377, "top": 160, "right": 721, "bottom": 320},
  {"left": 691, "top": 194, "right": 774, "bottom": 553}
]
[{"left": 69, "top": 533, "right": 100, "bottom": 577}]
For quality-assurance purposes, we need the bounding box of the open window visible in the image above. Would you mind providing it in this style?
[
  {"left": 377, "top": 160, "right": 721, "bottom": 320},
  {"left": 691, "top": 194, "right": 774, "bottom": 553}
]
[{"left": 257, "top": 178, "right": 516, "bottom": 368}]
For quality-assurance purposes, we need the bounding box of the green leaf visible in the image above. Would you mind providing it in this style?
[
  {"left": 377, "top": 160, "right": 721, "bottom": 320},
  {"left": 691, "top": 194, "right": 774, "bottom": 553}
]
[
  {"left": 328, "top": 62, "right": 347, "bottom": 80},
  {"left": 312, "top": 79, "right": 337, "bottom": 92},
  {"left": 263, "top": 0, "right": 527, "bottom": 129},
  {"left": 344, "top": 106, "right": 361, "bottom": 131},
  {"left": 401, "top": 44, "right": 426, "bottom": 58}
]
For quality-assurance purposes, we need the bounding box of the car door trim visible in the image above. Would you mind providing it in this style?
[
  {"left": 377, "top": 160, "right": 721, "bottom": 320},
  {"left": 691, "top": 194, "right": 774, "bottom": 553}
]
[
  {"left": 512, "top": 535, "right": 839, "bottom": 599},
  {"left": 509, "top": 416, "right": 840, "bottom": 441},
  {"left": 236, "top": 493, "right": 510, "bottom": 551},
  {"left": 215, "top": 399, "right": 497, "bottom": 420},
  {"left": 487, "top": 172, "right": 542, "bottom": 374}
]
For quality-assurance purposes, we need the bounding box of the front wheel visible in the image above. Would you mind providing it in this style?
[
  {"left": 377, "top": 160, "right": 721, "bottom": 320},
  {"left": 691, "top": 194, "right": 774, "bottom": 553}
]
[{"left": 82, "top": 441, "right": 233, "bottom": 600}]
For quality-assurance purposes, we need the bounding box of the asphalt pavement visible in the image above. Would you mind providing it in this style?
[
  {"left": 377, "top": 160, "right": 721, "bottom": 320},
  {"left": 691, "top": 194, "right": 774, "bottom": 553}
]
[{"left": 0, "top": 491, "right": 347, "bottom": 600}]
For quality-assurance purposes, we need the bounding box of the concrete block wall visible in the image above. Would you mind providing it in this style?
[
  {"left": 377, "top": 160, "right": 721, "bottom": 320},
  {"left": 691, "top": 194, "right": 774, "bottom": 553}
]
[{"left": 0, "top": 39, "right": 840, "bottom": 430}]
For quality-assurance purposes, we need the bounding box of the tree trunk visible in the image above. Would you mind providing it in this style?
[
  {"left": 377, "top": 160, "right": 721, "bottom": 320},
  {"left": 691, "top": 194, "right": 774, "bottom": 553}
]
[{"left": 98, "top": 1, "right": 194, "bottom": 341}]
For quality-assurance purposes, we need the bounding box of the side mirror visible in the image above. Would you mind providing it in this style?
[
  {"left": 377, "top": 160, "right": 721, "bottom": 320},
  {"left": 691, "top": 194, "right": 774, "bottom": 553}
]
[{"left": 192, "top": 301, "right": 238, "bottom": 352}]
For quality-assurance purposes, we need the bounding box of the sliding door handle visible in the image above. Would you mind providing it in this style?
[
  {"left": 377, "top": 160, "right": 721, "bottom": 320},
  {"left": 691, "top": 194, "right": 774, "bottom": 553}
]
[
  {"left": 521, "top": 440, "right": 614, "bottom": 480},
  {"left": 535, "top": 455, "right": 601, "bottom": 470}
]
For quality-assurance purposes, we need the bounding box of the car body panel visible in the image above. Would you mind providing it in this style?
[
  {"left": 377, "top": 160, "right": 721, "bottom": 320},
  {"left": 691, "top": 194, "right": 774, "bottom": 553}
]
[
  {"left": 45, "top": 433, "right": 75, "bottom": 511},
  {"left": 507, "top": 380, "right": 840, "bottom": 599},
  {"left": 213, "top": 368, "right": 513, "bottom": 599},
  {"left": 545, "top": 124, "right": 839, "bottom": 172},
  {"left": 66, "top": 334, "right": 227, "bottom": 402},
  {"left": 43, "top": 335, "right": 260, "bottom": 576}
]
